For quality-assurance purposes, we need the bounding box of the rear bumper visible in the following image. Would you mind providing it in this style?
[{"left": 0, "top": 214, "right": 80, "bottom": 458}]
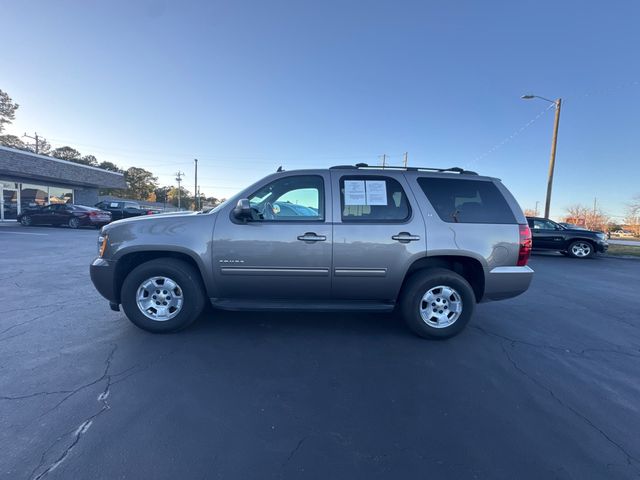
[
  {"left": 90, "top": 257, "right": 119, "bottom": 304},
  {"left": 84, "top": 217, "right": 111, "bottom": 226},
  {"left": 482, "top": 265, "right": 534, "bottom": 302}
]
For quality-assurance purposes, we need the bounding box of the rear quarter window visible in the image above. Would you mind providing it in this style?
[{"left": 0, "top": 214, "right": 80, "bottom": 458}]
[{"left": 417, "top": 177, "right": 516, "bottom": 224}]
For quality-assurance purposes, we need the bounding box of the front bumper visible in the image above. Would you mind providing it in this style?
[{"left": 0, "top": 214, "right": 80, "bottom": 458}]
[
  {"left": 482, "top": 265, "right": 534, "bottom": 302},
  {"left": 90, "top": 257, "right": 119, "bottom": 304},
  {"left": 596, "top": 240, "right": 608, "bottom": 253}
]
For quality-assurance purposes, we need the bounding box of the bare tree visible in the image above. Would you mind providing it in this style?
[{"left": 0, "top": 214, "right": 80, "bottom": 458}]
[
  {"left": 624, "top": 195, "right": 640, "bottom": 236},
  {"left": 563, "top": 204, "right": 610, "bottom": 231},
  {"left": 0, "top": 89, "right": 19, "bottom": 133},
  {"left": 523, "top": 208, "right": 537, "bottom": 217}
]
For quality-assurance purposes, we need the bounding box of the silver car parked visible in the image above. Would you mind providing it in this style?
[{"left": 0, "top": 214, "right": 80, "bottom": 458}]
[{"left": 91, "top": 164, "right": 533, "bottom": 339}]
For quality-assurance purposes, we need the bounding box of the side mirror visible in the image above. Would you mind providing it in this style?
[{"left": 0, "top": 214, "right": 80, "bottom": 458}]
[{"left": 233, "top": 198, "right": 253, "bottom": 221}]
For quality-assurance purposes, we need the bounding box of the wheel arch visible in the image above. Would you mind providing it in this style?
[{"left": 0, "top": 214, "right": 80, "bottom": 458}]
[
  {"left": 401, "top": 255, "right": 485, "bottom": 302},
  {"left": 113, "top": 249, "right": 209, "bottom": 303}
]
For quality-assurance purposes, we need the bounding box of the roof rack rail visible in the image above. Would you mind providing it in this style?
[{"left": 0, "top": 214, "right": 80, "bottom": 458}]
[{"left": 329, "top": 163, "right": 478, "bottom": 175}]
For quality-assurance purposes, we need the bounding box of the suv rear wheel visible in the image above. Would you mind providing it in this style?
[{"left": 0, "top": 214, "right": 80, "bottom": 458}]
[
  {"left": 400, "top": 269, "right": 475, "bottom": 339},
  {"left": 121, "top": 258, "right": 206, "bottom": 333}
]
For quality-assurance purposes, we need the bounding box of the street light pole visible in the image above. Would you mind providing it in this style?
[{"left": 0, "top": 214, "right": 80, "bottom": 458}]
[{"left": 521, "top": 94, "right": 562, "bottom": 219}]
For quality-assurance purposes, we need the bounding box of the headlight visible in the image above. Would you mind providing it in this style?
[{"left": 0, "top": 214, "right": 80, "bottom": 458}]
[
  {"left": 98, "top": 234, "right": 108, "bottom": 257},
  {"left": 597, "top": 233, "right": 606, "bottom": 240}
]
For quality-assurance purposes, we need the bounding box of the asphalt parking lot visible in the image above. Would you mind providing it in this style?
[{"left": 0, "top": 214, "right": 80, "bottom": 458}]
[{"left": 1, "top": 224, "right": 639, "bottom": 480}]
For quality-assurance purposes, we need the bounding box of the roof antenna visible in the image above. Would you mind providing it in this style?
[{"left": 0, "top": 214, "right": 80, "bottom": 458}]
[{"left": 276, "top": 166, "right": 284, "bottom": 172}]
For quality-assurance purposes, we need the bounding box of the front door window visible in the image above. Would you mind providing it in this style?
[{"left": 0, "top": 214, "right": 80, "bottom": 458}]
[{"left": 247, "top": 175, "right": 324, "bottom": 221}]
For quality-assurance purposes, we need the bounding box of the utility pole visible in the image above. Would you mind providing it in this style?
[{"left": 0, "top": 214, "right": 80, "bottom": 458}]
[
  {"left": 403, "top": 152, "right": 408, "bottom": 168},
  {"left": 194, "top": 159, "right": 199, "bottom": 211},
  {"left": 520, "top": 94, "right": 562, "bottom": 220},
  {"left": 175, "top": 171, "right": 184, "bottom": 210},
  {"left": 535, "top": 201, "right": 540, "bottom": 217},
  {"left": 544, "top": 98, "right": 562, "bottom": 219},
  {"left": 23, "top": 132, "right": 39, "bottom": 154},
  {"left": 381, "top": 154, "right": 387, "bottom": 168}
]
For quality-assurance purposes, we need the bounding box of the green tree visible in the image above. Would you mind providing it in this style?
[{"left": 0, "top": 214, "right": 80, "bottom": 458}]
[
  {"left": 167, "top": 186, "right": 193, "bottom": 209},
  {"left": 80, "top": 154, "right": 99, "bottom": 167},
  {"left": 0, "top": 134, "right": 27, "bottom": 150},
  {"left": 154, "top": 186, "right": 172, "bottom": 205},
  {"left": 50, "top": 146, "right": 82, "bottom": 162},
  {"left": 98, "top": 161, "right": 123, "bottom": 173},
  {"left": 125, "top": 167, "right": 158, "bottom": 200},
  {"left": 50, "top": 146, "right": 101, "bottom": 166},
  {"left": 0, "top": 89, "right": 19, "bottom": 133}
]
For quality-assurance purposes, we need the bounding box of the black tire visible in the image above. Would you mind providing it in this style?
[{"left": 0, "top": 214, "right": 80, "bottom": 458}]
[
  {"left": 567, "top": 240, "right": 595, "bottom": 259},
  {"left": 400, "top": 268, "right": 475, "bottom": 339},
  {"left": 68, "top": 217, "right": 80, "bottom": 229},
  {"left": 120, "top": 258, "right": 206, "bottom": 333},
  {"left": 20, "top": 216, "right": 32, "bottom": 226}
]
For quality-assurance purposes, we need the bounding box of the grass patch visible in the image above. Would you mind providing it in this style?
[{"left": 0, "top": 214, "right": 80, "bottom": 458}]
[{"left": 607, "top": 244, "right": 640, "bottom": 257}]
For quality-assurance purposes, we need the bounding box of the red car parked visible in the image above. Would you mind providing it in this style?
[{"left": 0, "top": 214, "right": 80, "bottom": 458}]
[{"left": 18, "top": 204, "right": 112, "bottom": 229}]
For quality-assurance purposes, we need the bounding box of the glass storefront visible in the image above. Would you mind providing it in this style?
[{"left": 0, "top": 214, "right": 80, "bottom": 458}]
[
  {"left": 1, "top": 181, "right": 19, "bottom": 220},
  {"left": 0, "top": 179, "right": 74, "bottom": 221}
]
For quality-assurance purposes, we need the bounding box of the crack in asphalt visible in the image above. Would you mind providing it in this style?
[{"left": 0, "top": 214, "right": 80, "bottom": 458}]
[
  {"left": 29, "top": 344, "right": 118, "bottom": 480},
  {"left": 22, "top": 345, "right": 183, "bottom": 479},
  {"left": 34, "top": 344, "right": 118, "bottom": 420},
  {"left": 0, "top": 306, "right": 66, "bottom": 340},
  {"left": 0, "top": 303, "right": 70, "bottom": 316},
  {"left": 109, "top": 347, "right": 181, "bottom": 387},
  {"left": 471, "top": 325, "right": 640, "bottom": 359},
  {"left": 282, "top": 435, "right": 310, "bottom": 467},
  {"left": 0, "top": 389, "right": 74, "bottom": 401},
  {"left": 497, "top": 341, "right": 640, "bottom": 473}
]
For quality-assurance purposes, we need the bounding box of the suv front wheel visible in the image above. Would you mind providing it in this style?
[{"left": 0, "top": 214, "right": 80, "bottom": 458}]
[
  {"left": 567, "top": 240, "right": 595, "bottom": 259},
  {"left": 121, "top": 258, "right": 206, "bottom": 333},
  {"left": 400, "top": 269, "right": 475, "bottom": 339}
]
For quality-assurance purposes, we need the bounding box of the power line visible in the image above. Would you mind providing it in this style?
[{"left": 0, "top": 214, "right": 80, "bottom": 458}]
[{"left": 466, "top": 104, "right": 555, "bottom": 168}]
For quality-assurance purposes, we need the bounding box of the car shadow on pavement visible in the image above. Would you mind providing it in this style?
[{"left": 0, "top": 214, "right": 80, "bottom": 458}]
[{"left": 186, "top": 309, "right": 412, "bottom": 339}]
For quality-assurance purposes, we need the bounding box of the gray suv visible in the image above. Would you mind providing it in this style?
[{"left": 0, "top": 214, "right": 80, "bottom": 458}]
[{"left": 90, "top": 164, "right": 533, "bottom": 339}]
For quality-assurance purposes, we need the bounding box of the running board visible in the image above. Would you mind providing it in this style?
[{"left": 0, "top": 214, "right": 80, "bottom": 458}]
[{"left": 209, "top": 298, "right": 395, "bottom": 312}]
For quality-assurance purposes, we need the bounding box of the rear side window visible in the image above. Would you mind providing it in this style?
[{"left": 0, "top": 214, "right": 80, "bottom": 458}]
[
  {"left": 340, "top": 176, "right": 410, "bottom": 222},
  {"left": 417, "top": 177, "right": 516, "bottom": 224}
]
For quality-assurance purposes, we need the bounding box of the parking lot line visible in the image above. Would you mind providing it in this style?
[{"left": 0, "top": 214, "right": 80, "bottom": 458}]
[{"left": 0, "top": 231, "right": 49, "bottom": 236}]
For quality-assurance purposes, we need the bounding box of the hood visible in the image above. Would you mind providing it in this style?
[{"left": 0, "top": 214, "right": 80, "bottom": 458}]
[
  {"left": 562, "top": 227, "right": 603, "bottom": 235},
  {"left": 101, "top": 211, "right": 202, "bottom": 231}
]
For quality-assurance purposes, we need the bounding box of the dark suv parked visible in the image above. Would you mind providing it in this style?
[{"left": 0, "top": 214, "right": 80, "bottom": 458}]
[
  {"left": 526, "top": 216, "right": 608, "bottom": 258},
  {"left": 95, "top": 201, "right": 156, "bottom": 221},
  {"left": 91, "top": 165, "right": 534, "bottom": 339}
]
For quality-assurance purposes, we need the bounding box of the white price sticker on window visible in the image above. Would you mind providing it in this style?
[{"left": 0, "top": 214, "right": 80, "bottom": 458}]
[
  {"left": 365, "top": 180, "right": 387, "bottom": 205},
  {"left": 344, "top": 180, "right": 366, "bottom": 205}
]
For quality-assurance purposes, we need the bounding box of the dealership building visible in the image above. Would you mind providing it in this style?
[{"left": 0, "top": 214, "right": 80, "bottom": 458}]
[{"left": 0, "top": 145, "right": 126, "bottom": 222}]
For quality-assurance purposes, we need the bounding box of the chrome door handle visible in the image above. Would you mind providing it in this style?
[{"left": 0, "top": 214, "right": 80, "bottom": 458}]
[
  {"left": 297, "top": 232, "right": 327, "bottom": 242},
  {"left": 392, "top": 232, "right": 420, "bottom": 243}
]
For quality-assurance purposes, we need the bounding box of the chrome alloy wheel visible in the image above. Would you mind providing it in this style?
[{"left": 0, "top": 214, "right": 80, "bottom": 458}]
[
  {"left": 136, "top": 276, "right": 184, "bottom": 321},
  {"left": 571, "top": 242, "right": 592, "bottom": 257},
  {"left": 419, "top": 285, "right": 463, "bottom": 328}
]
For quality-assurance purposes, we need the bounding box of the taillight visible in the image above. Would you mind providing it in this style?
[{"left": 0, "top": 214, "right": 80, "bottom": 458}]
[
  {"left": 147, "top": 210, "right": 153, "bottom": 215},
  {"left": 517, "top": 224, "right": 532, "bottom": 266},
  {"left": 89, "top": 211, "right": 97, "bottom": 216}
]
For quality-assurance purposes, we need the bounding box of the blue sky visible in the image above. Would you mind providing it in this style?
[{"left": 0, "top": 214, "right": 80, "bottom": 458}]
[{"left": 1, "top": 0, "right": 639, "bottom": 219}]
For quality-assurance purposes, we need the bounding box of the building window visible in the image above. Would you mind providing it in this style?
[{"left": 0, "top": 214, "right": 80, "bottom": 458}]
[
  {"left": 48, "top": 186, "right": 73, "bottom": 204},
  {"left": 20, "top": 183, "right": 49, "bottom": 211}
]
